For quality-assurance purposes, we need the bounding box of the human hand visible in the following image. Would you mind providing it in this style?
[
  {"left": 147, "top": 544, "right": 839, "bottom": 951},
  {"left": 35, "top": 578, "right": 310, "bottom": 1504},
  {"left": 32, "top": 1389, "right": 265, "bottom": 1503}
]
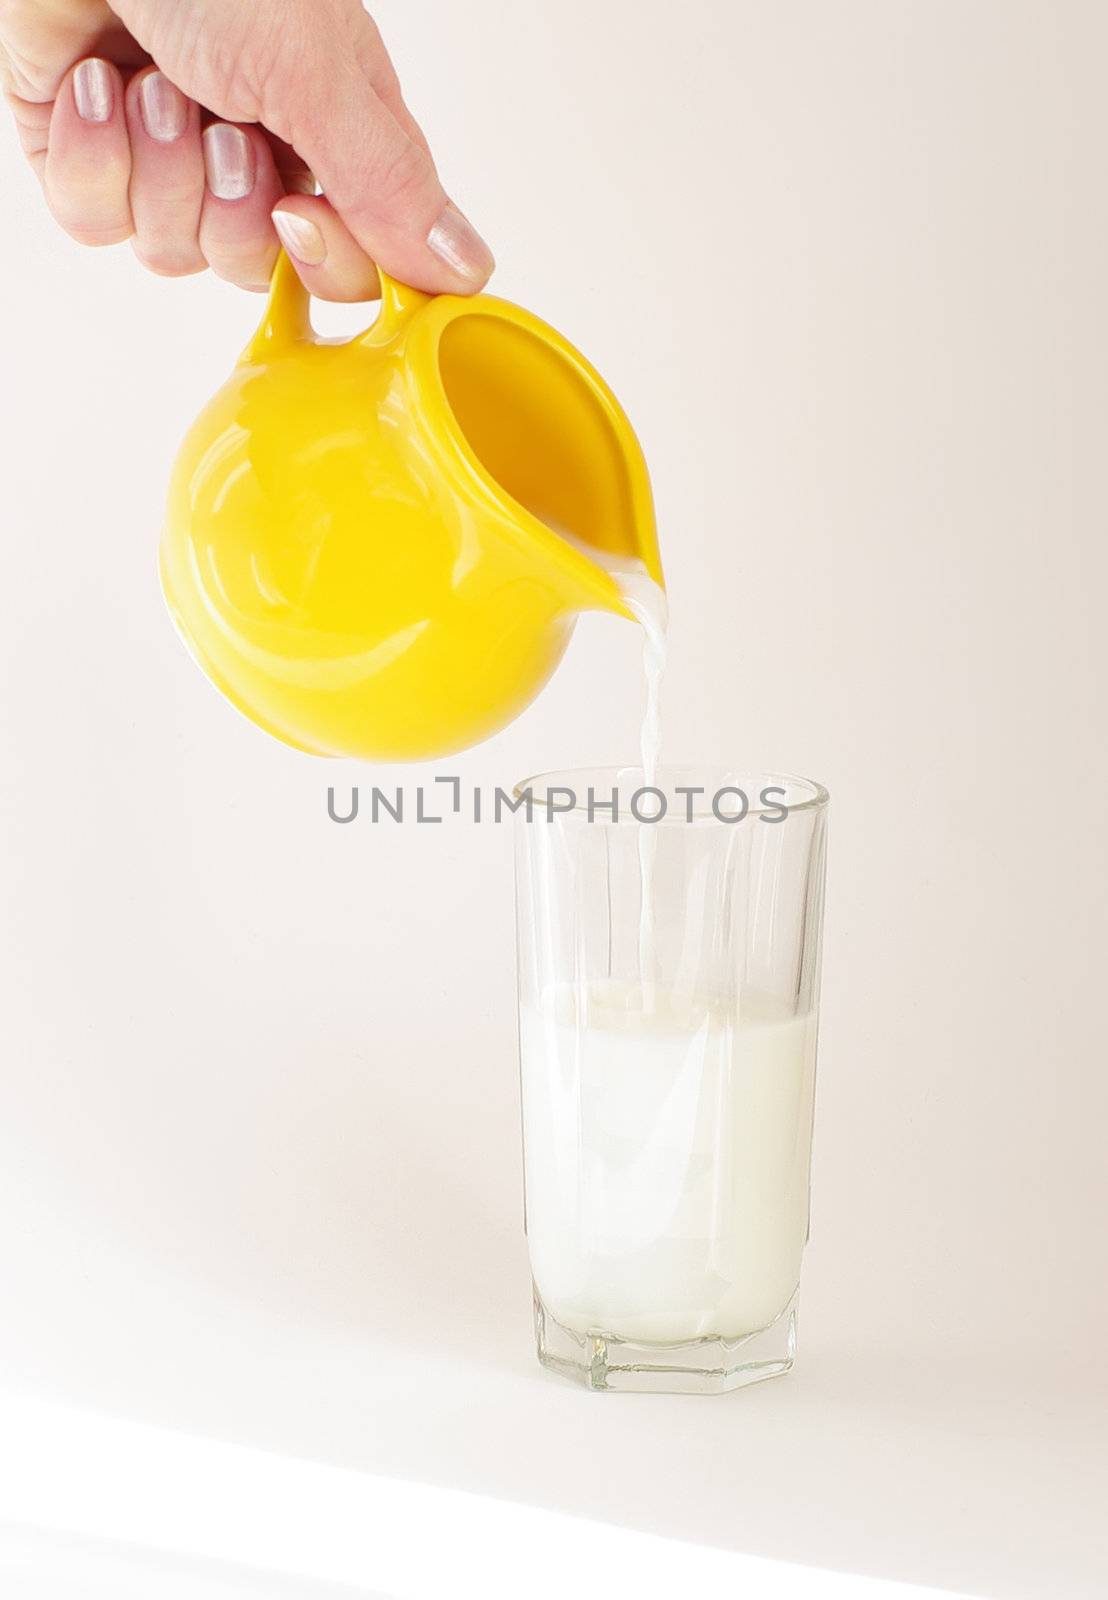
[{"left": 0, "top": 0, "right": 494, "bottom": 300}]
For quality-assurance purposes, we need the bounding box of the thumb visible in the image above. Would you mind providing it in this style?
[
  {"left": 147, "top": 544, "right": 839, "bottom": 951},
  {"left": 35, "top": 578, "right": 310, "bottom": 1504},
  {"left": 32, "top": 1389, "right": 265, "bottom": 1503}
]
[{"left": 274, "top": 41, "right": 493, "bottom": 294}]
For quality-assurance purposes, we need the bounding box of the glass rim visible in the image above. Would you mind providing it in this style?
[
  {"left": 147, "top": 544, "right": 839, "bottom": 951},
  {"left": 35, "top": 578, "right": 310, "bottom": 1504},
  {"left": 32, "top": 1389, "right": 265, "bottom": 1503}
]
[{"left": 513, "top": 765, "right": 830, "bottom": 821}]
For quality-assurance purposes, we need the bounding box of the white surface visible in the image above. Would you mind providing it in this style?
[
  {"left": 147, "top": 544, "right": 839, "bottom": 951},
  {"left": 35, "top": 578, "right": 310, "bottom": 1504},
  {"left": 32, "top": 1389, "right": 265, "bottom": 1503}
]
[
  {"left": 1, "top": 1, "right": 1107, "bottom": 1597},
  {"left": 0, "top": 1395, "right": 966, "bottom": 1600}
]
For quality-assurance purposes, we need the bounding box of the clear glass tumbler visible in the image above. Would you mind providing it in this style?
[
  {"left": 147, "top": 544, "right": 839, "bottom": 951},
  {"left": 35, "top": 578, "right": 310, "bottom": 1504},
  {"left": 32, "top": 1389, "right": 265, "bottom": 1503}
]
[{"left": 514, "top": 767, "right": 829, "bottom": 1393}]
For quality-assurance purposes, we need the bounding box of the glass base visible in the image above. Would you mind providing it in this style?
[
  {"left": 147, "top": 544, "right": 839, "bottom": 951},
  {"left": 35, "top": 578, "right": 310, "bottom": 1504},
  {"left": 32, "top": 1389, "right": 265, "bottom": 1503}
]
[{"left": 533, "top": 1285, "right": 798, "bottom": 1394}]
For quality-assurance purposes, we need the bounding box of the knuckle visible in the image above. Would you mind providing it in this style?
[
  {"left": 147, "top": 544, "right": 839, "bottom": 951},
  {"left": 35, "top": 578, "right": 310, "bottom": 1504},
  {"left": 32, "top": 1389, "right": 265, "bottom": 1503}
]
[
  {"left": 371, "top": 134, "right": 432, "bottom": 207},
  {"left": 132, "top": 240, "right": 205, "bottom": 278},
  {"left": 208, "top": 249, "right": 278, "bottom": 293},
  {"left": 238, "top": 9, "right": 316, "bottom": 131},
  {"left": 62, "top": 218, "right": 134, "bottom": 247}
]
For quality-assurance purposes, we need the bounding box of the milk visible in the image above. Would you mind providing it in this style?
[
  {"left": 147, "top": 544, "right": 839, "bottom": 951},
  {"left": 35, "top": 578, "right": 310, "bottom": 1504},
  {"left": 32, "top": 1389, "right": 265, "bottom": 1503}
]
[
  {"left": 604, "top": 561, "right": 669, "bottom": 998},
  {"left": 616, "top": 567, "right": 668, "bottom": 791},
  {"left": 520, "top": 983, "right": 817, "bottom": 1342}
]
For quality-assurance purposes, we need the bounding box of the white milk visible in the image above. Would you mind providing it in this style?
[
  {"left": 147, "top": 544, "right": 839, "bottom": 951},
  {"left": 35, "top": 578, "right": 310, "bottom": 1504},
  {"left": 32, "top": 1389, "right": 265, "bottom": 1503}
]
[
  {"left": 520, "top": 983, "right": 817, "bottom": 1343},
  {"left": 601, "top": 560, "right": 669, "bottom": 998},
  {"left": 556, "top": 543, "right": 668, "bottom": 791},
  {"left": 615, "top": 567, "right": 668, "bottom": 791}
]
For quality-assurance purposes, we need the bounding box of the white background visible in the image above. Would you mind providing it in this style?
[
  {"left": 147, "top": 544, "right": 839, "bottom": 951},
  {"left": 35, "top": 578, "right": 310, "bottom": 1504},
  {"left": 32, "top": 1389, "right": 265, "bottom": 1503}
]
[{"left": 1, "top": 2, "right": 1106, "bottom": 1596}]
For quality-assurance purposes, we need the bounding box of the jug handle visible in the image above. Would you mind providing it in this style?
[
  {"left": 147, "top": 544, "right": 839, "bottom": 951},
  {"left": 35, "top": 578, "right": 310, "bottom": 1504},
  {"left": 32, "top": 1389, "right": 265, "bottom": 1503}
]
[
  {"left": 241, "top": 254, "right": 432, "bottom": 362},
  {"left": 361, "top": 270, "right": 432, "bottom": 342},
  {"left": 240, "top": 251, "right": 311, "bottom": 363}
]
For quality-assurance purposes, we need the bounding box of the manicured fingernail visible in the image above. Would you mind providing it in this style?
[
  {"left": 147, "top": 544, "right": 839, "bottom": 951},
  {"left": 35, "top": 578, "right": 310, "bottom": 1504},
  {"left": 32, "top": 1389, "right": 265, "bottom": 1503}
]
[
  {"left": 139, "top": 71, "right": 187, "bottom": 143},
  {"left": 272, "top": 208, "right": 326, "bottom": 267},
  {"left": 73, "top": 59, "right": 113, "bottom": 124},
  {"left": 202, "top": 123, "right": 254, "bottom": 201},
  {"left": 426, "top": 202, "right": 494, "bottom": 284}
]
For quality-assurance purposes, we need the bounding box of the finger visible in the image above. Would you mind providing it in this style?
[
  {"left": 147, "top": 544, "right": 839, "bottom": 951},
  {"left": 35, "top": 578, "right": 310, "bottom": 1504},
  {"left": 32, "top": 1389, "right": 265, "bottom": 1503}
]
[
  {"left": 273, "top": 19, "right": 493, "bottom": 295},
  {"left": 262, "top": 132, "right": 315, "bottom": 196},
  {"left": 271, "top": 195, "right": 380, "bottom": 303},
  {"left": 199, "top": 122, "right": 283, "bottom": 291},
  {"left": 4, "top": 87, "right": 52, "bottom": 179},
  {"left": 44, "top": 58, "right": 133, "bottom": 246},
  {"left": 125, "top": 68, "right": 206, "bottom": 277}
]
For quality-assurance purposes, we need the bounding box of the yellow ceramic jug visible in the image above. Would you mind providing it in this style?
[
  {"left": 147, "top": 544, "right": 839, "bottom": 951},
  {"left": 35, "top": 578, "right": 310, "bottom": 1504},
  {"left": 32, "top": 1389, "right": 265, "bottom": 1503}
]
[{"left": 160, "top": 254, "right": 663, "bottom": 761}]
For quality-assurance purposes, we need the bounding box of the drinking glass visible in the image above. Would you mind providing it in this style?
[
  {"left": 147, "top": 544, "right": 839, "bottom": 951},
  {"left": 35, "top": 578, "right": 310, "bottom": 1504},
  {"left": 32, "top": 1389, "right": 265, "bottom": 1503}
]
[{"left": 514, "top": 767, "right": 829, "bottom": 1393}]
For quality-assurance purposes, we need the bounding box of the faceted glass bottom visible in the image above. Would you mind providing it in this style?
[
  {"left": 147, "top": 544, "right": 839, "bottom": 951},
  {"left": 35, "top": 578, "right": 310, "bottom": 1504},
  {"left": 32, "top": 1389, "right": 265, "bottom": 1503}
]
[{"left": 533, "top": 1285, "right": 799, "bottom": 1394}]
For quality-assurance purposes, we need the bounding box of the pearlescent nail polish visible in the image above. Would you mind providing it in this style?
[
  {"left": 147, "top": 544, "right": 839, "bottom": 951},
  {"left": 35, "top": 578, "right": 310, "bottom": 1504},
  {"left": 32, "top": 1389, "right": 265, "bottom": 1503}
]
[
  {"left": 272, "top": 209, "right": 327, "bottom": 267},
  {"left": 139, "top": 72, "right": 188, "bottom": 143},
  {"left": 73, "top": 59, "right": 113, "bottom": 124},
  {"left": 426, "top": 202, "right": 495, "bottom": 285},
  {"left": 203, "top": 124, "right": 255, "bottom": 201}
]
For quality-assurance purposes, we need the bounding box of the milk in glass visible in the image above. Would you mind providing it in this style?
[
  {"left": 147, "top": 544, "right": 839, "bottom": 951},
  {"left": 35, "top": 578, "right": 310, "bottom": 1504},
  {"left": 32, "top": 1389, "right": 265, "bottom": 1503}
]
[{"left": 521, "top": 984, "right": 816, "bottom": 1342}]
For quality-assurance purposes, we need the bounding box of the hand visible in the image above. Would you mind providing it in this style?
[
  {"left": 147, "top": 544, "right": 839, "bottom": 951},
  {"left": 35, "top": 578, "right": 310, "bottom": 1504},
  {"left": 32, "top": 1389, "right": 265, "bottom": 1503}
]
[{"left": 0, "top": 0, "right": 494, "bottom": 300}]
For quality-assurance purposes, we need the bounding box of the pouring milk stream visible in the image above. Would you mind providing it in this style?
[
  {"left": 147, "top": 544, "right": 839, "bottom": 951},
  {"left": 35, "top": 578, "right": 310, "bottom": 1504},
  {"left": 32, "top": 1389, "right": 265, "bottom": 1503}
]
[{"left": 611, "top": 562, "right": 669, "bottom": 1002}]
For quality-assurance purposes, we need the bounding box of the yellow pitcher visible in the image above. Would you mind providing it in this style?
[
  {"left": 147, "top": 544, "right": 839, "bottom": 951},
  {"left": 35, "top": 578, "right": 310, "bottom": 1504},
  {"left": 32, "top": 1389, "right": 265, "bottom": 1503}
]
[{"left": 160, "top": 254, "right": 663, "bottom": 761}]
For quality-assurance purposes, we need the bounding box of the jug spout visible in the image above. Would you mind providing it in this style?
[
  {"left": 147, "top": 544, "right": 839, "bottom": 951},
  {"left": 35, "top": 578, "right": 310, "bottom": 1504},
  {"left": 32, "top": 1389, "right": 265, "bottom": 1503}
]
[{"left": 425, "top": 295, "right": 663, "bottom": 609}]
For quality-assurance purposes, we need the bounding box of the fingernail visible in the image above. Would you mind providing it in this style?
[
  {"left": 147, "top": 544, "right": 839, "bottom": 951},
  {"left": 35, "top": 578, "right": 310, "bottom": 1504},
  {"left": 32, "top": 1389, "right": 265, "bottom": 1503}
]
[
  {"left": 426, "top": 202, "right": 494, "bottom": 285},
  {"left": 73, "top": 59, "right": 113, "bottom": 124},
  {"left": 272, "top": 208, "right": 326, "bottom": 267},
  {"left": 202, "top": 123, "right": 254, "bottom": 201},
  {"left": 139, "top": 71, "right": 188, "bottom": 143}
]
